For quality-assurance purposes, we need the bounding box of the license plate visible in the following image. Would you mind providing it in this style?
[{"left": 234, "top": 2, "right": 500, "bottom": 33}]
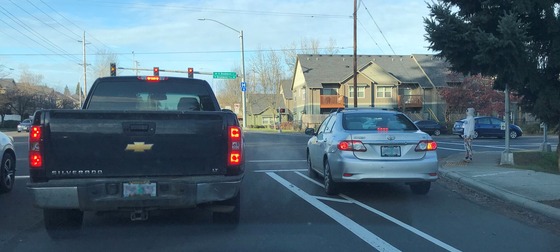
[
  {"left": 381, "top": 146, "right": 401, "bottom": 157},
  {"left": 123, "top": 181, "right": 157, "bottom": 197}
]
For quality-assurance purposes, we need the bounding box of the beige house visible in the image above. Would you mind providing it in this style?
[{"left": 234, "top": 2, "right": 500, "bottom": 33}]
[{"left": 286, "top": 54, "right": 462, "bottom": 127}]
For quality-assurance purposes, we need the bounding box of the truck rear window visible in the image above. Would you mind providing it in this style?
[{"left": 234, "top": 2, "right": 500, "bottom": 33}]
[{"left": 86, "top": 79, "right": 218, "bottom": 111}]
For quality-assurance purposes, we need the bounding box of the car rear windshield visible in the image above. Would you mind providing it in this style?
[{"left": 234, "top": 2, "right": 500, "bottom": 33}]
[
  {"left": 343, "top": 113, "right": 417, "bottom": 131},
  {"left": 86, "top": 78, "right": 219, "bottom": 111}
]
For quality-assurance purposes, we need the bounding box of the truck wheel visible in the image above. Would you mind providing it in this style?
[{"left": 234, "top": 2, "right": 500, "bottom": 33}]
[
  {"left": 0, "top": 152, "right": 15, "bottom": 193},
  {"left": 44, "top": 209, "right": 83, "bottom": 239},
  {"left": 410, "top": 182, "right": 431, "bottom": 195},
  {"left": 212, "top": 192, "right": 240, "bottom": 226}
]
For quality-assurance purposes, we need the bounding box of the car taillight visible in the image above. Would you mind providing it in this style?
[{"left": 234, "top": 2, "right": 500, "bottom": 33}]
[
  {"left": 227, "top": 126, "right": 242, "bottom": 166},
  {"left": 415, "top": 140, "right": 437, "bottom": 151},
  {"left": 337, "top": 140, "right": 367, "bottom": 152},
  {"left": 29, "top": 125, "right": 43, "bottom": 168}
]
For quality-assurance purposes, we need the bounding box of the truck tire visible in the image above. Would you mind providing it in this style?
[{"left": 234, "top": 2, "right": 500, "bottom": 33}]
[
  {"left": 212, "top": 192, "right": 240, "bottom": 226},
  {"left": 0, "top": 152, "right": 15, "bottom": 193},
  {"left": 44, "top": 209, "right": 83, "bottom": 239}
]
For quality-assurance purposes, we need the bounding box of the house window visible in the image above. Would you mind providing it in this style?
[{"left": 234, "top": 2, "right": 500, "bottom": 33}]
[
  {"left": 262, "top": 116, "right": 274, "bottom": 126},
  {"left": 321, "top": 88, "right": 338, "bottom": 95},
  {"left": 376, "top": 86, "right": 392, "bottom": 98},
  {"left": 348, "top": 86, "right": 365, "bottom": 98}
]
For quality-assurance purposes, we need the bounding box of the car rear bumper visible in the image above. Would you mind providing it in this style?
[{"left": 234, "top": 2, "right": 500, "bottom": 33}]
[
  {"left": 28, "top": 175, "right": 243, "bottom": 211},
  {"left": 330, "top": 152, "right": 439, "bottom": 183}
]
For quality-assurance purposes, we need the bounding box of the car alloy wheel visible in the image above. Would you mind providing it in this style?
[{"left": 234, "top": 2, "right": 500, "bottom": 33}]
[
  {"left": 323, "top": 160, "right": 338, "bottom": 195},
  {"left": 433, "top": 129, "right": 441, "bottom": 136},
  {"left": 510, "top": 131, "right": 518, "bottom": 139},
  {"left": 307, "top": 153, "right": 317, "bottom": 178},
  {"left": 0, "top": 152, "right": 15, "bottom": 193}
]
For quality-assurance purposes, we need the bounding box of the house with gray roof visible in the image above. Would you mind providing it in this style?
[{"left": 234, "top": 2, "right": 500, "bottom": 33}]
[
  {"left": 288, "top": 54, "right": 461, "bottom": 127},
  {"left": 245, "top": 93, "right": 288, "bottom": 128}
]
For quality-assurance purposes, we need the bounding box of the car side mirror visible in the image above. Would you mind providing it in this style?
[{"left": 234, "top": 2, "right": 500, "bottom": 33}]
[{"left": 304, "top": 128, "right": 316, "bottom": 136}]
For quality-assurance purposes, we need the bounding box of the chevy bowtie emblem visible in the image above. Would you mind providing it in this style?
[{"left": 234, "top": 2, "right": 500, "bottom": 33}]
[{"left": 125, "top": 142, "right": 153, "bottom": 152}]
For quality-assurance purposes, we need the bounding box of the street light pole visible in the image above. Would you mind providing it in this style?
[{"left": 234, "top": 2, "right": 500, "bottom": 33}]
[{"left": 198, "top": 18, "right": 247, "bottom": 128}]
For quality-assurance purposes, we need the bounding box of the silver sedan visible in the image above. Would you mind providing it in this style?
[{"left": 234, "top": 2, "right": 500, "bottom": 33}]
[{"left": 305, "top": 109, "right": 438, "bottom": 195}]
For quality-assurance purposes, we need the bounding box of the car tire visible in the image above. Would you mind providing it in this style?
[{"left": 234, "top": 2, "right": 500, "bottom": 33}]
[
  {"left": 473, "top": 131, "right": 479, "bottom": 139},
  {"left": 324, "top": 160, "right": 338, "bottom": 195},
  {"left": 44, "top": 209, "right": 83, "bottom": 239},
  {"left": 0, "top": 152, "right": 15, "bottom": 193},
  {"left": 509, "top": 131, "right": 518, "bottom": 139},
  {"left": 410, "top": 182, "right": 431, "bottom": 195},
  {"left": 212, "top": 192, "right": 241, "bottom": 226},
  {"left": 433, "top": 129, "right": 441, "bottom": 136},
  {"left": 307, "top": 152, "right": 317, "bottom": 178}
]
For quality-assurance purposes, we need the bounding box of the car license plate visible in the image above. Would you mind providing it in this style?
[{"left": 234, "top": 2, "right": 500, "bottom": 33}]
[
  {"left": 123, "top": 181, "right": 157, "bottom": 197},
  {"left": 381, "top": 146, "right": 401, "bottom": 157}
]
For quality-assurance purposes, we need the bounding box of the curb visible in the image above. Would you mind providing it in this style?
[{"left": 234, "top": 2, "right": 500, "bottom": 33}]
[{"left": 439, "top": 169, "right": 560, "bottom": 222}]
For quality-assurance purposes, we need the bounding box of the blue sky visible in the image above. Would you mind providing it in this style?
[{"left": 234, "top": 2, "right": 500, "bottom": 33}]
[{"left": 0, "top": 0, "right": 433, "bottom": 93}]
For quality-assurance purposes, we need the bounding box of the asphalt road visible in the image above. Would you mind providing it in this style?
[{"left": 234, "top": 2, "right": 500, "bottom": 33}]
[{"left": 1, "top": 131, "right": 559, "bottom": 251}]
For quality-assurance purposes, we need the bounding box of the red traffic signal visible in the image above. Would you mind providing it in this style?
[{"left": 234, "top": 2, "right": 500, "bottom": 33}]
[
  {"left": 153, "top": 67, "right": 160, "bottom": 76},
  {"left": 188, "top": 67, "right": 194, "bottom": 78}
]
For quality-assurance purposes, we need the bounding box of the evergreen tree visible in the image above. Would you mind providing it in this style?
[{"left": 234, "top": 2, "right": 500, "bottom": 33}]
[{"left": 425, "top": 0, "right": 560, "bottom": 169}]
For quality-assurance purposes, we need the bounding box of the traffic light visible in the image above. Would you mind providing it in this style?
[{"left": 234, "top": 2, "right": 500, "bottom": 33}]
[
  {"left": 110, "top": 63, "right": 116, "bottom": 76},
  {"left": 279, "top": 108, "right": 286, "bottom": 114},
  {"left": 188, "top": 67, "right": 193, "bottom": 78},
  {"left": 153, "top": 67, "right": 159, "bottom": 76}
]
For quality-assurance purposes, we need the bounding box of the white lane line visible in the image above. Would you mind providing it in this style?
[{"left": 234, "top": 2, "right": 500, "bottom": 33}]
[
  {"left": 15, "top": 175, "right": 29, "bottom": 179},
  {"left": 294, "top": 171, "right": 461, "bottom": 252},
  {"left": 266, "top": 172, "right": 400, "bottom": 252},
  {"left": 339, "top": 195, "right": 461, "bottom": 252},
  {"left": 314, "top": 196, "right": 352, "bottom": 204},
  {"left": 247, "top": 160, "right": 306, "bottom": 163},
  {"left": 253, "top": 169, "right": 307, "bottom": 173}
]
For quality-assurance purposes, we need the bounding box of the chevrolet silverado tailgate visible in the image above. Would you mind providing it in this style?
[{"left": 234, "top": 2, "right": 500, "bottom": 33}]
[{"left": 44, "top": 110, "right": 228, "bottom": 178}]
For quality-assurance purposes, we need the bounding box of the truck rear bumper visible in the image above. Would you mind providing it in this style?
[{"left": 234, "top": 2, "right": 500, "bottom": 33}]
[{"left": 28, "top": 175, "right": 243, "bottom": 211}]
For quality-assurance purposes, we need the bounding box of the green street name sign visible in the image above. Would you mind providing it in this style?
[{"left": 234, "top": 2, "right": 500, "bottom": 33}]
[{"left": 213, "top": 72, "right": 237, "bottom": 79}]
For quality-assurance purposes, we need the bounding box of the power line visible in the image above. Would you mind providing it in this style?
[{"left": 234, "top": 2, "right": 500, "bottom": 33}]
[
  {"left": 360, "top": 0, "right": 397, "bottom": 55},
  {"left": 0, "top": 7, "right": 80, "bottom": 64},
  {"left": 85, "top": 1, "right": 352, "bottom": 19},
  {"left": 0, "top": 46, "right": 353, "bottom": 57}
]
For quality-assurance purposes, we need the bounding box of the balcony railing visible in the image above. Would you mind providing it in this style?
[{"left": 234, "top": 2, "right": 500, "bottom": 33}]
[
  {"left": 320, "top": 95, "right": 345, "bottom": 108},
  {"left": 398, "top": 95, "right": 423, "bottom": 109}
]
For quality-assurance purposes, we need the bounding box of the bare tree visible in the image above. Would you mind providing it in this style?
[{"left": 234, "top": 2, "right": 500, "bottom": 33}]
[
  {"left": 92, "top": 48, "right": 118, "bottom": 79},
  {"left": 249, "top": 47, "right": 286, "bottom": 122},
  {"left": 283, "top": 38, "right": 339, "bottom": 71},
  {"left": 215, "top": 66, "right": 242, "bottom": 110}
]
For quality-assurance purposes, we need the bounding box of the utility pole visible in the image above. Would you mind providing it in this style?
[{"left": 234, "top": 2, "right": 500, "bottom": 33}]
[
  {"left": 353, "top": 0, "right": 358, "bottom": 108},
  {"left": 78, "top": 31, "right": 90, "bottom": 102}
]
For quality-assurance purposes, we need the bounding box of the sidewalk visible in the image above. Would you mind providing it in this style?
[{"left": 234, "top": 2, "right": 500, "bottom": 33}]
[{"left": 439, "top": 151, "right": 560, "bottom": 221}]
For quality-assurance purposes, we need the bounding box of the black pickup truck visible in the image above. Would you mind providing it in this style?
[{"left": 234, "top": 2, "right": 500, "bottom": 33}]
[{"left": 27, "top": 76, "right": 244, "bottom": 235}]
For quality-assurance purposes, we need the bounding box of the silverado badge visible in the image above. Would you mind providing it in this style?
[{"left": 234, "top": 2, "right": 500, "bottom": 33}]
[{"left": 125, "top": 142, "right": 154, "bottom": 153}]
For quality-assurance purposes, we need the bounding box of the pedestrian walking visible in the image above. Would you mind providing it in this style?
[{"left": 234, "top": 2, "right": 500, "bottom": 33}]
[{"left": 463, "top": 108, "right": 475, "bottom": 162}]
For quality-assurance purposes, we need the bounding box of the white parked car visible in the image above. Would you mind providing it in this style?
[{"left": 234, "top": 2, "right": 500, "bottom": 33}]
[{"left": 305, "top": 108, "right": 438, "bottom": 195}]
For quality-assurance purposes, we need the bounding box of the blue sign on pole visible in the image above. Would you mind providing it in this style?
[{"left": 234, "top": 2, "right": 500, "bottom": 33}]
[{"left": 241, "top": 82, "right": 246, "bottom": 92}]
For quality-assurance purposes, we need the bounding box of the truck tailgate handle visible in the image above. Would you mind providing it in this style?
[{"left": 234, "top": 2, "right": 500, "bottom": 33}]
[
  {"left": 123, "top": 122, "right": 156, "bottom": 135},
  {"left": 130, "top": 124, "right": 149, "bottom": 132}
]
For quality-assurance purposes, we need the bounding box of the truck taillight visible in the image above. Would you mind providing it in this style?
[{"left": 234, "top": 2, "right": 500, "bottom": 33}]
[
  {"left": 29, "top": 126, "right": 43, "bottom": 168},
  {"left": 227, "top": 126, "right": 242, "bottom": 167}
]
